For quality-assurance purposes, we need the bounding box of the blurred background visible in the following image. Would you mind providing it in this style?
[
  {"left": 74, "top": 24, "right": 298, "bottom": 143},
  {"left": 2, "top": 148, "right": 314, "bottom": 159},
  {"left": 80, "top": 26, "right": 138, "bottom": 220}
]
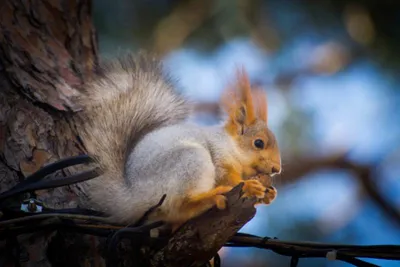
[{"left": 92, "top": 1, "right": 400, "bottom": 266}]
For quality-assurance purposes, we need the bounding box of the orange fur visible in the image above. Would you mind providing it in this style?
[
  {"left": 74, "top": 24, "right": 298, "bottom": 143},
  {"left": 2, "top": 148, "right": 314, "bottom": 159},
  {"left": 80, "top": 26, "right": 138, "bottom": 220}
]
[
  {"left": 221, "top": 68, "right": 268, "bottom": 133},
  {"left": 169, "top": 185, "right": 233, "bottom": 231},
  {"left": 218, "top": 68, "right": 279, "bottom": 203},
  {"left": 235, "top": 67, "right": 256, "bottom": 125},
  {"left": 252, "top": 87, "right": 268, "bottom": 123},
  {"left": 218, "top": 163, "right": 266, "bottom": 200}
]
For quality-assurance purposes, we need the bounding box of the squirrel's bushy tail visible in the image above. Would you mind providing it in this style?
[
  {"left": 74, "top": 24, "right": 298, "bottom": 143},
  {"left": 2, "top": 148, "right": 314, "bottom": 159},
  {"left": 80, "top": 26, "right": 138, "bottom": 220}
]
[{"left": 77, "top": 53, "right": 190, "bottom": 222}]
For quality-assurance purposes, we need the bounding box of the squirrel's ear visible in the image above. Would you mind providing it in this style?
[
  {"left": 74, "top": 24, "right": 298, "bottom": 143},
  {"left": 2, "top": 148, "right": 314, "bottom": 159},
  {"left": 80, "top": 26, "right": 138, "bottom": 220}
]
[
  {"left": 236, "top": 68, "right": 256, "bottom": 125},
  {"left": 252, "top": 88, "right": 268, "bottom": 123},
  {"left": 221, "top": 67, "right": 257, "bottom": 135},
  {"left": 223, "top": 103, "right": 250, "bottom": 136},
  {"left": 235, "top": 105, "right": 247, "bottom": 125}
]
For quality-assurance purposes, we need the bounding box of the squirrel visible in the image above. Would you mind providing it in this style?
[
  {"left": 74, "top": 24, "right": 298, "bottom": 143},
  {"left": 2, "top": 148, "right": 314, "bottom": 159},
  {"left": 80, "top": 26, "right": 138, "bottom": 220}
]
[{"left": 77, "top": 52, "right": 281, "bottom": 229}]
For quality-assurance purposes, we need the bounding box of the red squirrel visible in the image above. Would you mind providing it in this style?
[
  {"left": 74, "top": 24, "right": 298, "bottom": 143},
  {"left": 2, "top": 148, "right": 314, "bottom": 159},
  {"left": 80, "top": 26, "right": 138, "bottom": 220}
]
[{"left": 77, "top": 52, "right": 281, "bottom": 230}]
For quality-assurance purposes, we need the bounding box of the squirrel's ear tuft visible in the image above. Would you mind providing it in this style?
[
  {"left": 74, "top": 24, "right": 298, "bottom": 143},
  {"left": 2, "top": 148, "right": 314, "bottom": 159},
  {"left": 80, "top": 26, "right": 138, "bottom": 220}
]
[
  {"left": 221, "top": 67, "right": 257, "bottom": 135},
  {"left": 235, "top": 67, "right": 256, "bottom": 125},
  {"left": 252, "top": 88, "right": 268, "bottom": 123}
]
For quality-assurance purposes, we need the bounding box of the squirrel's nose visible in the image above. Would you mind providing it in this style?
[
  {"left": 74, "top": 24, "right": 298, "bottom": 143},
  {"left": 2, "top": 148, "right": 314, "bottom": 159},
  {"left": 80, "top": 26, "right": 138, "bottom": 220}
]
[{"left": 271, "top": 165, "right": 281, "bottom": 176}]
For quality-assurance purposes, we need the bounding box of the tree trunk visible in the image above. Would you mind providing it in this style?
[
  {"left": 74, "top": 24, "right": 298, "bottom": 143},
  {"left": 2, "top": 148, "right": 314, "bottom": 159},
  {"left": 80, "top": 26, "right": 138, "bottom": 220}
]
[{"left": 0, "top": 0, "right": 98, "bottom": 266}]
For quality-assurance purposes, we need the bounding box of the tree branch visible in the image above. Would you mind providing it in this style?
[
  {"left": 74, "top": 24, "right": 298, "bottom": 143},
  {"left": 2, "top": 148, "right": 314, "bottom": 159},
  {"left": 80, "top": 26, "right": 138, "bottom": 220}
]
[{"left": 150, "top": 183, "right": 257, "bottom": 267}]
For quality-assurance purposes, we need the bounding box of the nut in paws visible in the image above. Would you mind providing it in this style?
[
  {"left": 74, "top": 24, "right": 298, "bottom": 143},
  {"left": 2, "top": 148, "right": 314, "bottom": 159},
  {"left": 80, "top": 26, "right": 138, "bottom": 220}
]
[{"left": 249, "top": 174, "right": 278, "bottom": 205}]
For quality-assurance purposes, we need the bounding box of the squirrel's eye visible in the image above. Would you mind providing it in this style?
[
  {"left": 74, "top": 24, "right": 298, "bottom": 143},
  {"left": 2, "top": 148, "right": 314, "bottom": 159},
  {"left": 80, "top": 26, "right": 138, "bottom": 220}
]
[{"left": 254, "top": 139, "right": 265, "bottom": 149}]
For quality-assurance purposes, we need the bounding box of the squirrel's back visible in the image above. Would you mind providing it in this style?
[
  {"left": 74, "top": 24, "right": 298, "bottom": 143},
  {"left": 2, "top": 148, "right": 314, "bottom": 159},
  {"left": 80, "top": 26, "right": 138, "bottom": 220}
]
[{"left": 77, "top": 53, "right": 191, "bottom": 222}]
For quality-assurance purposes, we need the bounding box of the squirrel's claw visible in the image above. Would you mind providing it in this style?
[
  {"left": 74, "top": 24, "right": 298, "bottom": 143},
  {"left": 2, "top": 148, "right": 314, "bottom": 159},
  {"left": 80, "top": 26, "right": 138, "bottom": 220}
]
[{"left": 242, "top": 179, "right": 266, "bottom": 199}]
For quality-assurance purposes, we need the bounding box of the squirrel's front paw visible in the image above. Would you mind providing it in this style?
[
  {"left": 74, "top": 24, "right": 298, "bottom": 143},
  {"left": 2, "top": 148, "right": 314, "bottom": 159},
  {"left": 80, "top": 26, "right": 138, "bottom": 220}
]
[
  {"left": 261, "top": 186, "right": 277, "bottom": 205},
  {"left": 212, "top": 186, "right": 232, "bottom": 209},
  {"left": 242, "top": 179, "right": 266, "bottom": 199}
]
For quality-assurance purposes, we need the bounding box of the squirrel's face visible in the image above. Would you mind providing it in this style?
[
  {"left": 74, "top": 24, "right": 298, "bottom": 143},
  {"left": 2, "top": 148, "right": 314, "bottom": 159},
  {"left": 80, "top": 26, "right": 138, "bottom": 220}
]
[
  {"left": 234, "top": 119, "right": 281, "bottom": 178},
  {"left": 221, "top": 68, "right": 281, "bottom": 179}
]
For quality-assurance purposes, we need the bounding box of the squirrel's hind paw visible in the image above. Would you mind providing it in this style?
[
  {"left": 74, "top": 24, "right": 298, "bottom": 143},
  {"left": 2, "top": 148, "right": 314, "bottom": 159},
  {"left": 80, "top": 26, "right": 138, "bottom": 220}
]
[
  {"left": 214, "top": 195, "right": 227, "bottom": 209},
  {"left": 242, "top": 179, "right": 266, "bottom": 199},
  {"left": 212, "top": 185, "right": 232, "bottom": 209}
]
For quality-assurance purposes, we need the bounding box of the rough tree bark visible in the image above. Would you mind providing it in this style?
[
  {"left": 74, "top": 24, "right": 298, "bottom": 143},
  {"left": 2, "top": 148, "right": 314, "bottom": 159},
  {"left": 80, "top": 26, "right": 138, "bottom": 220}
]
[
  {"left": 0, "top": 1, "right": 257, "bottom": 266},
  {"left": 0, "top": 0, "right": 98, "bottom": 266}
]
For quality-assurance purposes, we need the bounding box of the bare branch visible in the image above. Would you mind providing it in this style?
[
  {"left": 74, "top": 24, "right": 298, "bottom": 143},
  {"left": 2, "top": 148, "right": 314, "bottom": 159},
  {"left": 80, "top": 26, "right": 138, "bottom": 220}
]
[{"left": 150, "top": 183, "right": 257, "bottom": 267}]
